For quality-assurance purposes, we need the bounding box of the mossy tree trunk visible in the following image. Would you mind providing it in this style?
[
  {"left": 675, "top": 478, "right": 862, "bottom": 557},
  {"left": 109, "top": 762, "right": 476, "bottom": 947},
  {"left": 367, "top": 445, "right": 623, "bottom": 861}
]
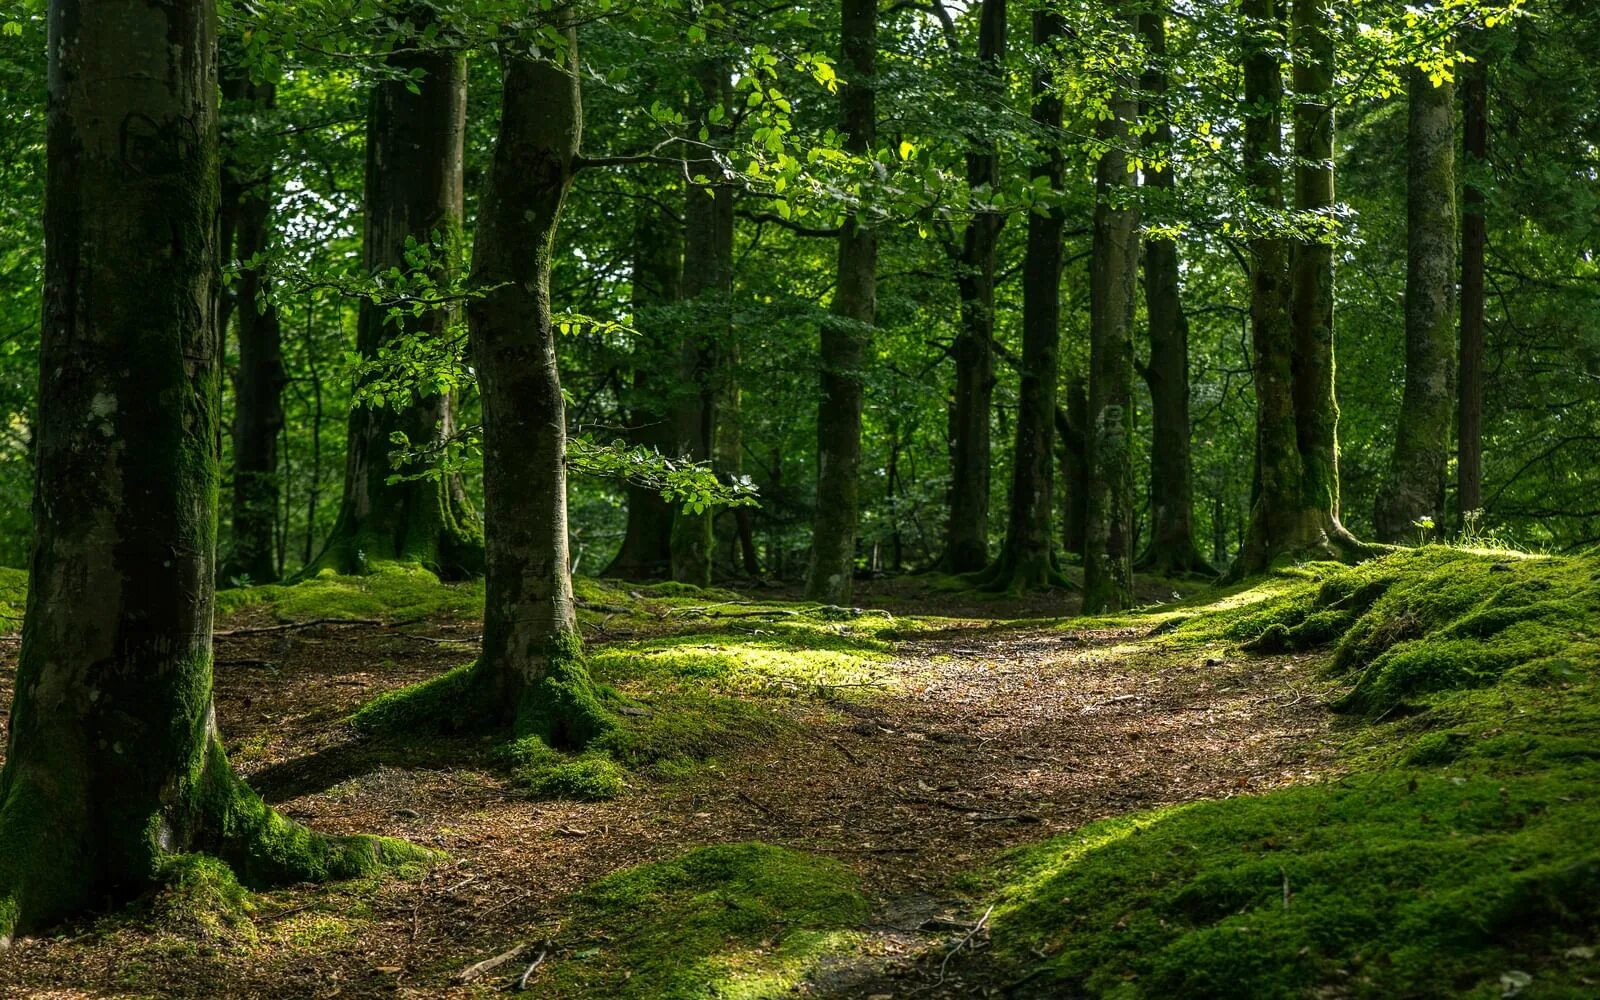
[
  {"left": 1376, "top": 67, "right": 1456, "bottom": 542},
  {"left": 941, "top": 0, "right": 1006, "bottom": 575},
  {"left": 806, "top": 0, "right": 877, "bottom": 604},
  {"left": 0, "top": 0, "right": 423, "bottom": 946},
  {"left": 604, "top": 200, "right": 682, "bottom": 580},
  {"left": 1136, "top": 10, "right": 1211, "bottom": 578},
  {"left": 1083, "top": 9, "right": 1139, "bottom": 615},
  {"left": 981, "top": 8, "right": 1065, "bottom": 593},
  {"left": 1231, "top": 0, "right": 1367, "bottom": 578},
  {"left": 220, "top": 72, "right": 286, "bottom": 586},
  {"left": 316, "top": 26, "right": 483, "bottom": 579},
  {"left": 1457, "top": 29, "right": 1487, "bottom": 526},
  {"left": 671, "top": 59, "right": 733, "bottom": 588},
  {"left": 459, "top": 30, "right": 610, "bottom": 747}
]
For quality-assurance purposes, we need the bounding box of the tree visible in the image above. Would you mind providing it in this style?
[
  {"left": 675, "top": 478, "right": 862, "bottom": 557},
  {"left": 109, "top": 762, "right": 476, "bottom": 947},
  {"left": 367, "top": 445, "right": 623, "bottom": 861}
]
[
  {"left": 220, "top": 68, "right": 287, "bottom": 584},
  {"left": 1376, "top": 66, "right": 1456, "bottom": 542},
  {"left": 1230, "top": 0, "right": 1365, "bottom": 577},
  {"left": 1083, "top": 3, "right": 1140, "bottom": 614},
  {"left": 1457, "top": 27, "right": 1487, "bottom": 527},
  {"left": 979, "top": 7, "right": 1066, "bottom": 592},
  {"left": 0, "top": 0, "right": 423, "bottom": 946},
  {"left": 805, "top": 0, "right": 878, "bottom": 604},
  {"left": 315, "top": 17, "right": 484, "bottom": 579},
  {"left": 1136, "top": 8, "right": 1212, "bottom": 577},
  {"left": 941, "top": 0, "right": 1007, "bottom": 574}
]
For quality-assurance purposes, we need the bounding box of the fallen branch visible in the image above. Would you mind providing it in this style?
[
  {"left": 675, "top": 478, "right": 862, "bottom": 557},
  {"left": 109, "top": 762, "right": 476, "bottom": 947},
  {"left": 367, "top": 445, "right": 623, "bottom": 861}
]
[
  {"left": 516, "top": 945, "right": 550, "bottom": 991},
  {"left": 928, "top": 903, "right": 996, "bottom": 989},
  {"left": 453, "top": 941, "right": 531, "bottom": 984},
  {"left": 214, "top": 617, "right": 384, "bottom": 637}
]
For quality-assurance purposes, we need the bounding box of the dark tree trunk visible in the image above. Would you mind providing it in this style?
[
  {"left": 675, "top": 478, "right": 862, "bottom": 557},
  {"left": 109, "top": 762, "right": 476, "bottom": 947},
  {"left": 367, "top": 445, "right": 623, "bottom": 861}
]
[
  {"left": 1230, "top": 0, "right": 1366, "bottom": 578},
  {"left": 604, "top": 201, "right": 681, "bottom": 580},
  {"left": 316, "top": 28, "right": 483, "bottom": 579},
  {"left": 982, "top": 9, "right": 1064, "bottom": 592},
  {"left": 941, "top": 0, "right": 1007, "bottom": 574},
  {"left": 1457, "top": 30, "right": 1487, "bottom": 526},
  {"left": 1056, "top": 378, "right": 1089, "bottom": 559},
  {"left": 806, "top": 0, "right": 878, "bottom": 603},
  {"left": 1082, "top": 10, "right": 1140, "bottom": 615},
  {"left": 671, "top": 60, "right": 733, "bottom": 587},
  {"left": 458, "top": 30, "right": 610, "bottom": 746},
  {"left": 220, "top": 76, "right": 286, "bottom": 585},
  {"left": 0, "top": 0, "right": 421, "bottom": 945},
  {"left": 1376, "top": 67, "right": 1456, "bottom": 542},
  {"left": 1136, "top": 11, "right": 1211, "bottom": 578}
]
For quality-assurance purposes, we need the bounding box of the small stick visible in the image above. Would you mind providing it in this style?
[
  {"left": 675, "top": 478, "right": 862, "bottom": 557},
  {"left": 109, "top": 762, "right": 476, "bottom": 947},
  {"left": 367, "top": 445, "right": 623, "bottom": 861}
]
[
  {"left": 516, "top": 946, "right": 550, "bottom": 991},
  {"left": 453, "top": 941, "right": 529, "bottom": 984},
  {"left": 737, "top": 789, "right": 780, "bottom": 818},
  {"left": 1280, "top": 866, "right": 1291, "bottom": 911},
  {"left": 214, "top": 617, "right": 384, "bottom": 637},
  {"left": 931, "top": 903, "right": 995, "bottom": 987},
  {"left": 827, "top": 736, "right": 862, "bottom": 765}
]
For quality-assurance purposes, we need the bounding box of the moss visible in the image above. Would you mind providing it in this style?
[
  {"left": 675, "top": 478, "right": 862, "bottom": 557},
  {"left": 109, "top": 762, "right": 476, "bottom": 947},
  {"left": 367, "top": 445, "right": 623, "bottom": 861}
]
[
  {"left": 502, "top": 737, "right": 628, "bottom": 800},
  {"left": 151, "top": 855, "right": 257, "bottom": 946},
  {"left": 216, "top": 561, "right": 483, "bottom": 622},
  {"left": 349, "top": 661, "right": 491, "bottom": 736},
  {"left": 0, "top": 565, "right": 24, "bottom": 636},
  {"left": 542, "top": 843, "right": 871, "bottom": 998}
]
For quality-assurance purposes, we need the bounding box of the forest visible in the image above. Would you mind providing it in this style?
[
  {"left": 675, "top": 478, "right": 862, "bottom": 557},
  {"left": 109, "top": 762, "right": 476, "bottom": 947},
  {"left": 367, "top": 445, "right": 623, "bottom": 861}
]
[{"left": 0, "top": 0, "right": 1598, "bottom": 995}]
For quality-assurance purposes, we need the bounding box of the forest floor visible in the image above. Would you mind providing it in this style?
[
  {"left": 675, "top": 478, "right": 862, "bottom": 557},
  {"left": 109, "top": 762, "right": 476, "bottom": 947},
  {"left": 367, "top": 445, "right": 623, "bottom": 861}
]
[{"left": 0, "top": 549, "right": 1597, "bottom": 998}]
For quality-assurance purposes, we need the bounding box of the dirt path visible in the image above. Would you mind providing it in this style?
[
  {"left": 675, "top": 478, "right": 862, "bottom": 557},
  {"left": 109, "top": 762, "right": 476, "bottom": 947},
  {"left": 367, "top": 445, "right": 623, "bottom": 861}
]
[{"left": 0, "top": 614, "right": 1334, "bottom": 998}]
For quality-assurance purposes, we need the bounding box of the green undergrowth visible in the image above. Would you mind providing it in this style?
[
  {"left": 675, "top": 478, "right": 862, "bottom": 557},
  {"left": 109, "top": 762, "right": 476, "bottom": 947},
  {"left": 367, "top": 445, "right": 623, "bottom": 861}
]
[
  {"left": 984, "top": 546, "right": 1600, "bottom": 998},
  {"left": 538, "top": 842, "right": 870, "bottom": 998},
  {"left": 216, "top": 562, "right": 484, "bottom": 622},
  {"left": 0, "top": 565, "right": 24, "bottom": 635}
]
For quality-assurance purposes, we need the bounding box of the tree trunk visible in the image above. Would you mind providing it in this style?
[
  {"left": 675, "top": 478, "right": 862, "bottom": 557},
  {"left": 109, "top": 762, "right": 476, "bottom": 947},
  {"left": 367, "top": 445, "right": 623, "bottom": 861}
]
[
  {"left": 1457, "top": 30, "right": 1487, "bottom": 526},
  {"left": 1136, "top": 10, "right": 1211, "bottom": 577},
  {"left": 220, "top": 76, "right": 286, "bottom": 585},
  {"left": 1230, "top": 0, "right": 1367, "bottom": 578},
  {"left": 941, "top": 0, "right": 1006, "bottom": 574},
  {"left": 316, "top": 27, "right": 483, "bottom": 579},
  {"left": 671, "top": 59, "right": 733, "bottom": 588},
  {"left": 983, "top": 8, "right": 1063, "bottom": 592},
  {"left": 1083, "top": 7, "right": 1139, "bottom": 614},
  {"left": 604, "top": 201, "right": 681, "bottom": 580},
  {"left": 805, "top": 0, "right": 878, "bottom": 603},
  {"left": 0, "top": 0, "right": 422, "bottom": 945},
  {"left": 1376, "top": 67, "right": 1456, "bottom": 542},
  {"left": 456, "top": 31, "right": 610, "bottom": 746},
  {"left": 1056, "top": 378, "right": 1088, "bottom": 558}
]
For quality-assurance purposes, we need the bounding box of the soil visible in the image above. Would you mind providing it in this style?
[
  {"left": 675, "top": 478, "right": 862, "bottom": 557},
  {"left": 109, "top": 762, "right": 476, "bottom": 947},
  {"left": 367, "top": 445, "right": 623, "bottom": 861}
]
[{"left": 0, "top": 589, "right": 1335, "bottom": 999}]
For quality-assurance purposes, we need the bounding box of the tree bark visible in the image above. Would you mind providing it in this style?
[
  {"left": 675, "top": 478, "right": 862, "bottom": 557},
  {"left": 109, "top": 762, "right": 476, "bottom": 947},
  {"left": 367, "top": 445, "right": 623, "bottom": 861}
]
[
  {"left": 1376, "top": 66, "right": 1456, "bottom": 542},
  {"left": 220, "top": 75, "right": 286, "bottom": 585},
  {"left": 671, "top": 60, "right": 733, "bottom": 588},
  {"left": 805, "top": 0, "right": 878, "bottom": 603},
  {"left": 1457, "top": 30, "right": 1487, "bottom": 526},
  {"left": 941, "top": 0, "right": 1006, "bottom": 574},
  {"left": 1057, "top": 378, "right": 1089, "bottom": 559},
  {"left": 316, "top": 24, "right": 483, "bottom": 579},
  {"left": 1082, "top": 5, "right": 1139, "bottom": 614},
  {"left": 983, "top": 8, "right": 1064, "bottom": 592},
  {"left": 603, "top": 200, "right": 681, "bottom": 580},
  {"left": 0, "top": 0, "right": 421, "bottom": 945},
  {"left": 1136, "top": 10, "right": 1211, "bottom": 577},
  {"left": 1230, "top": 0, "right": 1367, "bottom": 578}
]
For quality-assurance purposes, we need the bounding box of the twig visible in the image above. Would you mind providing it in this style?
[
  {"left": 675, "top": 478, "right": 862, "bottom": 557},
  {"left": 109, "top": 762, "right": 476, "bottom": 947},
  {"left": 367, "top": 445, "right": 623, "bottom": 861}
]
[
  {"left": 928, "top": 903, "right": 996, "bottom": 989},
  {"left": 1280, "top": 866, "right": 1291, "bottom": 911},
  {"left": 827, "top": 736, "right": 862, "bottom": 765},
  {"left": 453, "top": 941, "right": 530, "bottom": 984},
  {"left": 737, "top": 789, "right": 780, "bottom": 818},
  {"left": 516, "top": 945, "right": 550, "bottom": 991},
  {"left": 214, "top": 617, "right": 384, "bottom": 637}
]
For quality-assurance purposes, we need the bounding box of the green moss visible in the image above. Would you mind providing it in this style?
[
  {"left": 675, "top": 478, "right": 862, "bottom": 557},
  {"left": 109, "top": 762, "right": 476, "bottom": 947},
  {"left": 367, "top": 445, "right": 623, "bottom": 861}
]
[
  {"left": 216, "top": 561, "right": 483, "bottom": 622},
  {"left": 0, "top": 565, "right": 23, "bottom": 635},
  {"left": 151, "top": 854, "right": 257, "bottom": 946},
  {"left": 349, "top": 661, "right": 491, "bottom": 736},
  {"left": 502, "top": 738, "right": 628, "bottom": 800},
  {"left": 542, "top": 843, "right": 871, "bottom": 998}
]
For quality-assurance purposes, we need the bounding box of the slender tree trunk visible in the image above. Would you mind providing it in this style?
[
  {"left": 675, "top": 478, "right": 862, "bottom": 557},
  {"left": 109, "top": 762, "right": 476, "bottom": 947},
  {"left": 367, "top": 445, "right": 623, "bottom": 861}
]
[
  {"left": 671, "top": 60, "right": 733, "bottom": 587},
  {"left": 1230, "top": 0, "right": 1367, "bottom": 577},
  {"left": 316, "top": 28, "right": 483, "bottom": 579},
  {"left": 604, "top": 201, "right": 681, "bottom": 579},
  {"left": 1457, "top": 29, "right": 1487, "bottom": 526},
  {"left": 1136, "top": 10, "right": 1211, "bottom": 577},
  {"left": 806, "top": 0, "right": 878, "bottom": 603},
  {"left": 1376, "top": 67, "right": 1456, "bottom": 542},
  {"left": 1056, "top": 378, "right": 1089, "bottom": 558},
  {"left": 454, "top": 31, "right": 610, "bottom": 746},
  {"left": 1082, "top": 10, "right": 1140, "bottom": 614},
  {"left": 942, "top": 0, "right": 1006, "bottom": 574},
  {"left": 221, "top": 77, "right": 286, "bottom": 584},
  {"left": 984, "top": 9, "right": 1063, "bottom": 591},
  {"left": 0, "top": 0, "right": 421, "bottom": 945}
]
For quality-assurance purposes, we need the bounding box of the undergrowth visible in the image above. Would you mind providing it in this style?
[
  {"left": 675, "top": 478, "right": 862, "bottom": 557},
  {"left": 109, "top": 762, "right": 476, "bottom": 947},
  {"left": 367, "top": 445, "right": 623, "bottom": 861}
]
[{"left": 986, "top": 546, "right": 1600, "bottom": 998}]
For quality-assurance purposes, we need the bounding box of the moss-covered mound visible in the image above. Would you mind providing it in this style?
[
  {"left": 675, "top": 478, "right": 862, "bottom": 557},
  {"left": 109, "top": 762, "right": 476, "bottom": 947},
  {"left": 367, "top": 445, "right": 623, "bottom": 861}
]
[
  {"left": 984, "top": 547, "right": 1600, "bottom": 998},
  {"left": 540, "top": 842, "right": 870, "bottom": 998},
  {"left": 216, "top": 562, "right": 485, "bottom": 622},
  {"left": 0, "top": 565, "right": 25, "bottom": 635}
]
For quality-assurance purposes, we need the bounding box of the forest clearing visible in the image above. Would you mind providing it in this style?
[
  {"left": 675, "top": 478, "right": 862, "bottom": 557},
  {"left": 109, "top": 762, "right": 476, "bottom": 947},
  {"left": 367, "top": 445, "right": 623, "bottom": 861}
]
[{"left": 2, "top": 0, "right": 1599, "bottom": 995}]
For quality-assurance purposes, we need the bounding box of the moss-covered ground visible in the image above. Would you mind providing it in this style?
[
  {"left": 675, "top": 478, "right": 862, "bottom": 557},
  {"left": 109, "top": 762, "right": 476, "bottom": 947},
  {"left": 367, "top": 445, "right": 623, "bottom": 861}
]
[{"left": 1, "top": 547, "right": 1596, "bottom": 997}]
